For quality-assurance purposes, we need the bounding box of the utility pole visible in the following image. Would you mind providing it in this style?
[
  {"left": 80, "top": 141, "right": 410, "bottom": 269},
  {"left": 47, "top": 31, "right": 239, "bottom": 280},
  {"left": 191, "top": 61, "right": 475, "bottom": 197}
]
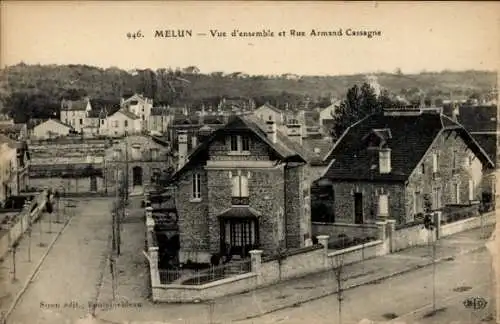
[{"left": 424, "top": 213, "right": 437, "bottom": 313}]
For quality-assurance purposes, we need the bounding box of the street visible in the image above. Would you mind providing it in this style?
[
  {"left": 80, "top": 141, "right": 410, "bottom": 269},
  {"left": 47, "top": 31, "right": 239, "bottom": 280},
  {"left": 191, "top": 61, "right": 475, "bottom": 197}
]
[
  {"left": 7, "top": 198, "right": 114, "bottom": 324},
  {"left": 238, "top": 248, "right": 494, "bottom": 324}
]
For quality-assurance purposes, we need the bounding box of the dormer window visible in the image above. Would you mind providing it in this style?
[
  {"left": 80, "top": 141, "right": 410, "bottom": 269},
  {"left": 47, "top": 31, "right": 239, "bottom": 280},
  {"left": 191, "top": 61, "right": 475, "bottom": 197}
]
[{"left": 229, "top": 135, "right": 250, "bottom": 153}]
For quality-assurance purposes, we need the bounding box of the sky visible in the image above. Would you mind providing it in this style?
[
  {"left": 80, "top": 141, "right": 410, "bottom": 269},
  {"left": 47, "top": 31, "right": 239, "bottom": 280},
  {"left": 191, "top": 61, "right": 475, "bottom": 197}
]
[{"left": 1, "top": 1, "right": 499, "bottom": 76}]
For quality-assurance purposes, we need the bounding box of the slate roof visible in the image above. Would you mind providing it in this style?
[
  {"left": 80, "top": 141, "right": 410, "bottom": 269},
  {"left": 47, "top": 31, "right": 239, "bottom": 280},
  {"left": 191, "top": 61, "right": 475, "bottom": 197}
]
[
  {"left": 301, "top": 138, "right": 334, "bottom": 165},
  {"left": 470, "top": 133, "right": 497, "bottom": 166},
  {"left": 322, "top": 111, "right": 494, "bottom": 182},
  {"left": 61, "top": 99, "right": 90, "bottom": 111},
  {"left": 171, "top": 115, "right": 308, "bottom": 181},
  {"left": 457, "top": 105, "right": 497, "bottom": 133}
]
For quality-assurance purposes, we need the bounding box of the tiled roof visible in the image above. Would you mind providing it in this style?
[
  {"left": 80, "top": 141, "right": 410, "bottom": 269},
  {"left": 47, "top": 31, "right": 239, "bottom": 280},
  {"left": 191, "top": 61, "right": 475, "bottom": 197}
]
[
  {"left": 322, "top": 111, "right": 494, "bottom": 182},
  {"left": 301, "top": 138, "right": 334, "bottom": 165},
  {"left": 114, "top": 109, "right": 139, "bottom": 120},
  {"left": 457, "top": 105, "right": 497, "bottom": 133}
]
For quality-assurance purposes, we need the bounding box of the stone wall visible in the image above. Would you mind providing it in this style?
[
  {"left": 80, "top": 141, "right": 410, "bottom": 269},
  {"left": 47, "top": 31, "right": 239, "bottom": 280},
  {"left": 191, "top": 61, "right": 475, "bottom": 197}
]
[
  {"left": 405, "top": 129, "right": 486, "bottom": 224},
  {"left": 331, "top": 181, "right": 405, "bottom": 224},
  {"left": 312, "top": 222, "right": 379, "bottom": 241},
  {"left": 29, "top": 177, "right": 106, "bottom": 194}
]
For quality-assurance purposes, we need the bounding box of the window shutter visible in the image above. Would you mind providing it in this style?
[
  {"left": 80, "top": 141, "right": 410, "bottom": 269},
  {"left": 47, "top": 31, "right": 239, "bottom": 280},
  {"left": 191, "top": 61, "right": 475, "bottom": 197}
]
[
  {"left": 378, "top": 194, "right": 389, "bottom": 217},
  {"left": 468, "top": 179, "right": 474, "bottom": 201},
  {"left": 432, "top": 153, "right": 438, "bottom": 173},
  {"left": 232, "top": 176, "right": 240, "bottom": 197},
  {"left": 240, "top": 175, "right": 249, "bottom": 197}
]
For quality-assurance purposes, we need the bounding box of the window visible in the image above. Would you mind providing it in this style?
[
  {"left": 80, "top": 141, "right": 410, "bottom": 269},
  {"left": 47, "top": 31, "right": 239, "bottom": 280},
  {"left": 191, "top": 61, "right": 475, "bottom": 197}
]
[
  {"left": 432, "top": 153, "right": 438, "bottom": 173},
  {"left": 192, "top": 173, "right": 201, "bottom": 199},
  {"left": 378, "top": 194, "right": 389, "bottom": 217},
  {"left": 101, "top": 120, "right": 104, "bottom": 125},
  {"left": 468, "top": 179, "right": 474, "bottom": 201},
  {"left": 151, "top": 148, "right": 159, "bottom": 159},
  {"left": 241, "top": 136, "right": 250, "bottom": 151},
  {"left": 268, "top": 115, "right": 272, "bottom": 121},
  {"left": 79, "top": 119, "right": 83, "bottom": 125},
  {"left": 421, "top": 163, "right": 425, "bottom": 174},
  {"left": 124, "top": 120, "right": 128, "bottom": 127},
  {"left": 452, "top": 150, "right": 457, "bottom": 169},
  {"left": 230, "top": 135, "right": 238, "bottom": 151},
  {"left": 232, "top": 174, "right": 249, "bottom": 205},
  {"left": 229, "top": 135, "right": 251, "bottom": 153},
  {"left": 113, "top": 120, "right": 119, "bottom": 128},
  {"left": 414, "top": 191, "right": 423, "bottom": 215},
  {"left": 433, "top": 187, "right": 442, "bottom": 209}
]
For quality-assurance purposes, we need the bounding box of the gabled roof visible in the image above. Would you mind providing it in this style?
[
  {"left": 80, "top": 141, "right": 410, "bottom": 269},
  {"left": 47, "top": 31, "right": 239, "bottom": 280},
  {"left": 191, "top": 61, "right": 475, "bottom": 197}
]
[
  {"left": 171, "top": 115, "right": 307, "bottom": 181},
  {"left": 255, "top": 103, "right": 282, "bottom": 114},
  {"left": 122, "top": 93, "right": 148, "bottom": 105},
  {"left": 48, "top": 118, "right": 73, "bottom": 129},
  {"left": 322, "top": 111, "right": 494, "bottom": 182},
  {"left": 112, "top": 108, "right": 140, "bottom": 120}
]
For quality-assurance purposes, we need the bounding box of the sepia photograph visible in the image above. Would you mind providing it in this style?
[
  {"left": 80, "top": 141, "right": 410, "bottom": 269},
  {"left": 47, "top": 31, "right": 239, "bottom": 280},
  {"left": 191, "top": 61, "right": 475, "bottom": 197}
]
[{"left": 0, "top": 1, "right": 499, "bottom": 323}]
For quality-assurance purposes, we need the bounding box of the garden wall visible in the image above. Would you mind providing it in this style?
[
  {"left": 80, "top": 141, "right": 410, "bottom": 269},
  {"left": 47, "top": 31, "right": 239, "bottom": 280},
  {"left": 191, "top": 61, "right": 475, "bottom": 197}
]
[
  {"left": 0, "top": 190, "right": 49, "bottom": 261},
  {"left": 312, "top": 222, "right": 379, "bottom": 242}
]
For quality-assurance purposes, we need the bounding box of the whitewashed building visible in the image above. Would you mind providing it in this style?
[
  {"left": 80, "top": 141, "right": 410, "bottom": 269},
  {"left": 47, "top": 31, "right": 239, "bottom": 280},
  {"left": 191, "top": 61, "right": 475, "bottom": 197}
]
[{"left": 32, "top": 119, "right": 73, "bottom": 139}]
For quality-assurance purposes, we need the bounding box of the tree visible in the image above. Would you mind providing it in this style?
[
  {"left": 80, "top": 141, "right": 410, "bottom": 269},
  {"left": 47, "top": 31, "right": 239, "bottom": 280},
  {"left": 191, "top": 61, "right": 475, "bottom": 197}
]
[{"left": 330, "top": 83, "right": 404, "bottom": 140}]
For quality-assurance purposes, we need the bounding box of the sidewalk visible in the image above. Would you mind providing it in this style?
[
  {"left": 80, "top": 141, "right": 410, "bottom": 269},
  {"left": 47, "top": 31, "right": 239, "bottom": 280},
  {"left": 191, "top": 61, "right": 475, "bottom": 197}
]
[
  {"left": 0, "top": 201, "right": 74, "bottom": 321},
  {"left": 95, "top": 206, "right": 495, "bottom": 324}
]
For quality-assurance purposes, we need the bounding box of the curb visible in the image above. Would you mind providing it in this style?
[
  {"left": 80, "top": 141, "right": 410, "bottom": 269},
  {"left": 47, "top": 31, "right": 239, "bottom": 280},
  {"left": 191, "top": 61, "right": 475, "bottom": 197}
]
[
  {"left": 234, "top": 244, "right": 487, "bottom": 322},
  {"left": 1, "top": 212, "right": 76, "bottom": 323}
]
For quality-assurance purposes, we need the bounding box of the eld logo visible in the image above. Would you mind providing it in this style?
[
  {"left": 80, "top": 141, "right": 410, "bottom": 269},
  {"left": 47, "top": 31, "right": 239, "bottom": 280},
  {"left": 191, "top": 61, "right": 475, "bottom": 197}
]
[{"left": 463, "top": 296, "right": 488, "bottom": 310}]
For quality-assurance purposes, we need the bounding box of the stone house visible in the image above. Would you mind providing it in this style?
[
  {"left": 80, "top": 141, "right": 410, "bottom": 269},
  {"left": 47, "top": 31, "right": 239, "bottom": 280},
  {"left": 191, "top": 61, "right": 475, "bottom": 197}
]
[
  {"left": 169, "top": 115, "right": 313, "bottom": 264},
  {"left": 60, "top": 98, "right": 92, "bottom": 133},
  {"left": 317, "top": 108, "right": 495, "bottom": 226},
  {"left": 83, "top": 108, "right": 109, "bottom": 137},
  {"left": 32, "top": 118, "right": 73, "bottom": 139},
  {"left": 104, "top": 135, "right": 173, "bottom": 192}
]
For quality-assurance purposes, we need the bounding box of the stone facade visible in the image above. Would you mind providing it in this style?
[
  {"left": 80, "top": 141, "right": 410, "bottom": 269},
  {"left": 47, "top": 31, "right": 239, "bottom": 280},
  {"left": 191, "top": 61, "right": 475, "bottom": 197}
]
[
  {"left": 175, "top": 131, "right": 310, "bottom": 264},
  {"left": 331, "top": 129, "right": 490, "bottom": 225}
]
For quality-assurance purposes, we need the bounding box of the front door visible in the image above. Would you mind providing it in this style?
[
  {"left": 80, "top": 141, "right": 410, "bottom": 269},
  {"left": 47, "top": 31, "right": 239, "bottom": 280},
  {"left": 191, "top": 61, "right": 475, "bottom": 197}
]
[
  {"left": 221, "top": 219, "right": 258, "bottom": 258},
  {"left": 354, "top": 193, "right": 363, "bottom": 224},
  {"left": 90, "top": 176, "right": 97, "bottom": 192},
  {"left": 132, "top": 166, "right": 143, "bottom": 186}
]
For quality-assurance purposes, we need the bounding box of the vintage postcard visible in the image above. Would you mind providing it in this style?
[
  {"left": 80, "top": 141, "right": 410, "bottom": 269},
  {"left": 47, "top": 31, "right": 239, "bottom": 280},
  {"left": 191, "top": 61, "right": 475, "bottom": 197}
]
[{"left": 0, "top": 1, "right": 499, "bottom": 323}]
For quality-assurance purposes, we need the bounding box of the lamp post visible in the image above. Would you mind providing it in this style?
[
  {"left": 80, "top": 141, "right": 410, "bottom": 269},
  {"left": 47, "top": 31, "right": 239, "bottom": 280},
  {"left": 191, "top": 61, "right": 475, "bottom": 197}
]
[{"left": 424, "top": 213, "right": 437, "bottom": 314}]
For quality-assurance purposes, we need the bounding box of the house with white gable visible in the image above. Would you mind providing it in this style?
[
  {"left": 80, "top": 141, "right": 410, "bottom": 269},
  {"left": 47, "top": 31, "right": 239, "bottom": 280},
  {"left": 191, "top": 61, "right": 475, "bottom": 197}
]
[
  {"left": 319, "top": 98, "right": 341, "bottom": 134},
  {"left": 120, "top": 94, "right": 153, "bottom": 130},
  {"left": 60, "top": 97, "right": 92, "bottom": 133},
  {"left": 104, "top": 108, "right": 142, "bottom": 137},
  {"left": 32, "top": 118, "right": 73, "bottom": 139},
  {"left": 253, "top": 103, "right": 284, "bottom": 124}
]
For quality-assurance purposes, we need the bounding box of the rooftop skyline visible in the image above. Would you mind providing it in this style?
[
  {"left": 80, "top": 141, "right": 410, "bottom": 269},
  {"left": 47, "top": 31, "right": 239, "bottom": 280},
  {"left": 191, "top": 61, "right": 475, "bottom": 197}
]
[{"left": 1, "top": 1, "right": 499, "bottom": 76}]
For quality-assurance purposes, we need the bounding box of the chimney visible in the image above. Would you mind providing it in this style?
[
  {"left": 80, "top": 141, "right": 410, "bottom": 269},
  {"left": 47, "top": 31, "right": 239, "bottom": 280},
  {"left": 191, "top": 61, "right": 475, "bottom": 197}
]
[
  {"left": 379, "top": 148, "right": 391, "bottom": 174},
  {"left": 177, "top": 130, "right": 188, "bottom": 170},
  {"left": 286, "top": 123, "right": 303, "bottom": 145},
  {"left": 265, "top": 120, "right": 277, "bottom": 143}
]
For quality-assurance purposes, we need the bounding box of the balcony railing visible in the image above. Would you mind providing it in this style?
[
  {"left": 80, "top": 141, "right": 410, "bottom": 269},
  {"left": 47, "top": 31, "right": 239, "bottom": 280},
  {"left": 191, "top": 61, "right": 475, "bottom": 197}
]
[{"left": 231, "top": 197, "right": 249, "bottom": 206}]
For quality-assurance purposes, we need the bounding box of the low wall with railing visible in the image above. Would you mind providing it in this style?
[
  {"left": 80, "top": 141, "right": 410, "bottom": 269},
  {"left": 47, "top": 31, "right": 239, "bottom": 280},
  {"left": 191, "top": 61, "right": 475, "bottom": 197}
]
[
  {"left": 440, "top": 212, "right": 495, "bottom": 238},
  {"left": 312, "top": 222, "right": 379, "bottom": 242},
  {"left": 145, "top": 212, "right": 392, "bottom": 303},
  {"left": 0, "top": 189, "right": 49, "bottom": 261}
]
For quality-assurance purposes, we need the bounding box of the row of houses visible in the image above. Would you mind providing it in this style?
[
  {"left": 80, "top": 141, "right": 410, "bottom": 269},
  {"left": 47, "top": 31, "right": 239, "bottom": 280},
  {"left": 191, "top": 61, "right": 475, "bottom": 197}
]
[
  {"left": 0, "top": 134, "right": 30, "bottom": 207},
  {"left": 157, "top": 106, "right": 496, "bottom": 263}
]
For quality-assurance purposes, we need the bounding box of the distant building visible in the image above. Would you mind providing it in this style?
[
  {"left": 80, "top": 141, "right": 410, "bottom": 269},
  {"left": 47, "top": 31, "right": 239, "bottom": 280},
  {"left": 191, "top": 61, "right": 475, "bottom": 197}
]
[
  {"left": 32, "top": 118, "right": 73, "bottom": 139},
  {"left": 149, "top": 106, "right": 171, "bottom": 134},
  {"left": 105, "top": 108, "right": 142, "bottom": 137},
  {"left": 120, "top": 94, "right": 153, "bottom": 130},
  {"left": 253, "top": 103, "right": 284, "bottom": 124},
  {"left": 60, "top": 97, "right": 92, "bottom": 133}
]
